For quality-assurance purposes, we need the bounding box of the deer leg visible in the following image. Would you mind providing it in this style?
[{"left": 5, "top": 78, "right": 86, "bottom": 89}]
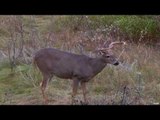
[
  {"left": 81, "top": 81, "right": 88, "bottom": 104},
  {"left": 71, "top": 79, "right": 79, "bottom": 104},
  {"left": 48, "top": 74, "right": 54, "bottom": 82},
  {"left": 40, "top": 73, "right": 51, "bottom": 104}
]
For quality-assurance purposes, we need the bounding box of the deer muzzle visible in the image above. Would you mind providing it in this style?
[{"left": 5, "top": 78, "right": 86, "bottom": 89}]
[{"left": 113, "top": 61, "right": 119, "bottom": 66}]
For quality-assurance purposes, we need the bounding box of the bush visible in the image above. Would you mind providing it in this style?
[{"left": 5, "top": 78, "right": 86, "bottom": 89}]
[
  {"left": 51, "top": 15, "right": 160, "bottom": 43},
  {"left": 114, "top": 16, "right": 160, "bottom": 43}
]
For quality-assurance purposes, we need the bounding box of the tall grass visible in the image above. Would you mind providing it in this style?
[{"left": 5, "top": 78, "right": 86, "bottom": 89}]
[
  {"left": 0, "top": 42, "right": 159, "bottom": 104},
  {"left": 0, "top": 15, "right": 160, "bottom": 104}
]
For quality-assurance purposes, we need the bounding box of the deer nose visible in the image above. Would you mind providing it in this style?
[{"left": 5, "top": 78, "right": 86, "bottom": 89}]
[{"left": 113, "top": 61, "right": 119, "bottom": 66}]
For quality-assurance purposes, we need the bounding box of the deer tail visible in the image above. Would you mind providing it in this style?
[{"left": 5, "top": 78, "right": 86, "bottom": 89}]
[
  {"left": 32, "top": 55, "right": 37, "bottom": 70},
  {"left": 32, "top": 55, "right": 39, "bottom": 82}
]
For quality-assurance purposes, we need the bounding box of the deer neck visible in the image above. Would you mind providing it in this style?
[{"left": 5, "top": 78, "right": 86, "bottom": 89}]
[{"left": 90, "top": 57, "right": 107, "bottom": 75}]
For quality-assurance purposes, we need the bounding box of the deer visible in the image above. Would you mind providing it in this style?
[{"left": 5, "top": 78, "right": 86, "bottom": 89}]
[{"left": 33, "top": 41, "right": 126, "bottom": 104}]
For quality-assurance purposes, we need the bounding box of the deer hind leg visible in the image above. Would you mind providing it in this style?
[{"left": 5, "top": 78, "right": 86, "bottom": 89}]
[
  {"left": 40, "top": 73, "right": 53, "bottom": 104},
  {"left": 71, "top": 79, "right": 79, "bottom": 105},
  {"left": 80, "top": 81, "right": 88, "bottom": 105}
]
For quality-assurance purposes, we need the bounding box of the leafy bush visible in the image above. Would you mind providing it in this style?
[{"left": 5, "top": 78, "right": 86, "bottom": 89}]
[{"left": 51, "top": 15, "right": 160, "bottom": 43}]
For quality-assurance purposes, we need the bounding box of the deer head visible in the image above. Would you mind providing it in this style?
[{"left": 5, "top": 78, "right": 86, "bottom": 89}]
[{"left": 97, "top": 41, "right": 126, "bottom": 66}]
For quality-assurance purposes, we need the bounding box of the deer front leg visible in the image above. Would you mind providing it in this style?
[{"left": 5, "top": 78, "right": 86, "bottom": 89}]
[
  {"left": 81, "top": 81, "right": 88, "bottom": 105},
  {"left": 71, "top": 79, "right": 79, "bottom": 105}
]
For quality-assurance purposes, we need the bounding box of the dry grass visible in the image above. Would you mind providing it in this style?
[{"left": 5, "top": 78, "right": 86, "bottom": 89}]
[
  {"left": 1, "top": 43, "right": 159, "bottom": 105},
  {"left": 0, "top": 16, "right": 160, "bottom": 105},
  {"left": 0, "top": 35, "right": 160, "bottom": 105}
]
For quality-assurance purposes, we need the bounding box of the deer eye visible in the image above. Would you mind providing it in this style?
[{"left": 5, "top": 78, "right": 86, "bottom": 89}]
[{"left": 106, "top": 55, "right": 110, "bottom": 58}]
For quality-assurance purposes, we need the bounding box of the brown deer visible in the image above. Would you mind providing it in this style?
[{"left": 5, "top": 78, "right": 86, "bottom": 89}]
[{"left": 33, "top": 41, "right": 126, "bottom": 104}]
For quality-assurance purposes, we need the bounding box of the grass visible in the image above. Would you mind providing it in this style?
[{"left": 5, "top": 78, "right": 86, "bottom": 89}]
[
  {"left": 0, "top": 48, "right": 159, "bottom": 105},
  {"left": 0, "top": 15, "right": 160, "bottom": 105},
  {"left": 0, "top": 44, "right": 160, "bottom": 105}
]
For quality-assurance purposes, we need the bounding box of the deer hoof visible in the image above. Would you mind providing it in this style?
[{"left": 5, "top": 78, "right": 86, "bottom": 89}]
[
  {"left": 43, "top": 98, "right": 50, "bottom": 104},
  {"left": 72, "top": 99, "right": 79, "bottom": 105},
  {"left": 80, "top": 101, "right": 89, "bottom": 105}
]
